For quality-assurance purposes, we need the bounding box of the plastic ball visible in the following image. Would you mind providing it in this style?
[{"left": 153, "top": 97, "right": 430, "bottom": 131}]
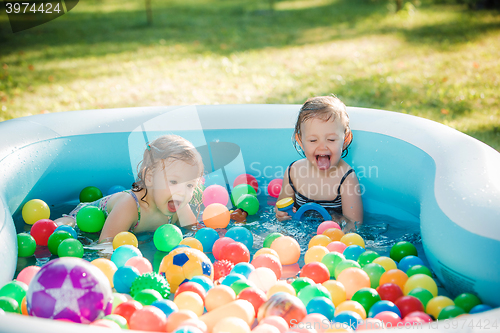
[
  {"left": 389, "top": 241, "right": 418, "bottom": 263},
  {"left": 336, "top": 267, "right": 371, "bottom": 299},
  {"left": 203, "top": 203, "right": 230, "bottom": 229},
  {"left": 30, "top": 219, "right": 58, "bottom": 246},
  {"left": 406, "top": 265, "right": 433, "bottom": 278},
  {"left": 189, "top": 276, "right": 214, "bottom": 293},
  {"left": 54, "top": 225, "right": 78, "bottom": 239},
  {"left": 372, "top": 257, "right": 397, "bottom": 272},
  {"left": 317, "top": 221, "right": 341, "bottom": 234},
  {"left": 128, "top": 305, "right": 168, "bottom": 331},
  {"left": 257, "top": 292, "right": 307, "bottom": 327},
  {"left": 373, "top": 311, "right": 401, "bottom": 327},
  {"left": 203, "top": 184, "right": 230, "bottom": 207},
  {"left": 213, "top": 316, "right": 251, "bottom": 333},
  {"left": 340, "top": 233, "right": 365, "bottom": 248},
  {"left": 291, "top": 277, "right": 315, "bottom": 295},
  {"left": 154, "top": 224, "right": 183, "bottom": 252},
  {"left": 214, "top": 260, "right": 235, "bottom": 281},
  {"left": 103, "top": 314, "right": 128, "bottom": 329},
  {"left": 111, "top": 244, "right": 142, "bottom": 268},
  {"left": 306, "top": 296, "right": 335, "bottom": 320},
  {"left": 454, "top": 293, "right": 482, "bottom": 313},
  {"left": 425, "top": 296, "right": 454, "bottom": 319},
  {"left": 270, "top": 236, "right": 301, "bottom": 265},
  {"left": 297, "top": 284, "right": 331, "bottom": 307},
  {"left": 236, "top": 194, "right": 260, "bottom": 216},
  {"left": 174, "top": 291, "right": 204, "bottom": 316},
  {"left": 231, "top": 262, "right": 255, "bottom": 278},
  {"left": 394, "top": 296, "right": 424, "bottom": 318},
  {"left": 404, "top": 311, "right": 432, "bottom": 323},
  {"left": 362, "top": 263, "right": 386, "bottom": 289},
  {"left": 112, "top": 299, "right": 143, "bottom": 322},
  {"left": 300, "top": 262, "right": 330, "bottom": 284},
  {"left": 125, "top": 256, "right": 153, "bottom": 275},
  {"left": 320, "top": 252, "right": 345, "bottom": 278},
  {"left": 326, "top": 241, "right": 347, "bottom": 253},
  {"left": 113, "top": 265, "right": 140, "bottom": 294},
  {"left": 407, "top": 287, "right": 434, "bottom": 308},
  {"left": 17, "top": 233, "right": 36, "bottom": 257},
  {"left": 0, "top": 281, "right": 28, "bottom": 308},
  {"left": 212, "top": 237, "right": 235, "bottom": 260},
  {"left": 57, "top": 238, "right": 84, "bottom": 258},
  {"left": 304, "top": 245, "right": 329, "bottom": 264},
  {"left": 351, "top": 288, "right": 381, "bottom": 314},
  {"left": 237, "top": 287, "right": 267, "bottom": 315},
  {"left": 356, "top": 318, "right": 385, "bottom": 330},
  {"left": 165, "top": 310, "right": 199, "bottom": 333},
  {"left": 343, "top": 245, "right": 366, "bottom": 262},
  {"left": 403, "top": 274, "right": 438, "bottom": 297},
  {"left": 357, "top": 251, "right": 381, "bottom": 267},
  {"left": 0, "top": 296, "right": 20, "bottom": 313},
  {"left": 335, "top": 300, "right": 366, "bottom": 320},
  {"left": 175, "top": 281, "right": 207, "bottom": 302},
  {"left": 230, "top": 184, "right": 257, "bottom": 206},
  {"left": 79, "top": 186, "right": 103, "bottom": 203},
  {"left": 260, "top": 316, "right": 289, "bottom": 332},
  {"left": 334, "top": 260, "right": 361, "bottom": 279},
  {"left": 334, "top": 310, "right": 362, "bottom": 330},
  {"left": 16, "top": 266, "right": 41, "bottom": 286},
  {"left": 248, "top": 267, "right": 277, "bottom": 293},
  {"left": 111, "top": 293, "right": 128, "bottom": 312},
  {"left": 376, "top": 283, "right": 403, "bottom": 303},
  {"left": 47, "top": 230, "right": 73, "bottom": 255},
  {"left": 92, "top": 258, "right": 118, "bottom": 288},
  {"left": 130, "top": 272, "right": 171, "bottom": 299},
  {"left": 368, "top": 300, "right": 401, "bottom": 318},
  {"left": 308, "top": 235, "right": 331, "bottom": 249},
  {"left": 233, "top": 174, "right": 259, "bottom": 192},
  {"left": 263, "top": 232, "right": 284, "bottom": 248},
  {"left": 300, "top": 313, "right": 330, "bottom": 332},
  {"left": 219, "top": 242, "right": 250, "bottom": 264},
  {"left": 175, "top": 322, "right": 206, "bottom": 333},
  {"left": 267, "top": 179, "right": 283, "bottom": 198},
  {"left": 205, "top": 285, "right": 236, "bottom": 311},
  {"left": 469, "top": 304, "right": 493, "bottom": 314},
  {"left": 113, "top": 231, "right": 138, "bottom": 249},
  {"left": 322, "top": 280, "right": 346, "bottom": 307},
  {"left": 195, "top": 227, "right": 220, "bottom": 252},
  {"left": 151, "top": 299, "right": 178, "bottom": 317},
  {"left": 22, "top": 199, "right": 50, "bottom": 225},
  {"left": 397, "top": 255, "right": 424, "bottom": 273},
  {"left": 226, "top": 226, "right": 253, "bottom": 249},
  {"left": 180, "top": 237, "right": 204, "bottom": 252},
  {"left": 379, "top": 269, "right": 408, "bottom": 291},
  {"left": 220, "top": 273, "right": 245, "bottom": 287},
  {"left": 107, "top": 185, "right": 126, "bottom": 195},
  {"left": 252, "top": 254, "right": 282, "bottom": 279},
  {"left": 134, "top": 289, "right": 163, "bottom": 306},
  {"left": 267, "top": 280, "right": 296, "bottom": 298},
  {"left": 76, "top": 206, "right": 105, "bottom": 233}
]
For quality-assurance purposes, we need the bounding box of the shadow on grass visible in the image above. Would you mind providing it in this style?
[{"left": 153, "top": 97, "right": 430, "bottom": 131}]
[{"left": 464, "top": 125, "right": 500, "bottom": 151}]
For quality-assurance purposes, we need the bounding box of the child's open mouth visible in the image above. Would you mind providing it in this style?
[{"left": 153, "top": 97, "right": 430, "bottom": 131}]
[
  {"left": 167, "top": 200, "right": 180, "bottom": 213},
  {"left": 316, "top": 154, "right": 331, "bottom": 170}
]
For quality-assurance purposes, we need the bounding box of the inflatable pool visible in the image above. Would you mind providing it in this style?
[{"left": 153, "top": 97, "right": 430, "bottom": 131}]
[{"left": 1, "top": 105, "right": 499, "bottom": 330}]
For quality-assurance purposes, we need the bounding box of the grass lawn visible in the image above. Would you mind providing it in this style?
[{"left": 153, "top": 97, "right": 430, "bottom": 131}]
[{"left": 1, "top": 0, "right": 499, "bottom": 149}]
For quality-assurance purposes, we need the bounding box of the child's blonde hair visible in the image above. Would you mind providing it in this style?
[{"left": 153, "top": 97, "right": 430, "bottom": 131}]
[{"left": 293, "top": 95, "right": 353, "bottom": 157}]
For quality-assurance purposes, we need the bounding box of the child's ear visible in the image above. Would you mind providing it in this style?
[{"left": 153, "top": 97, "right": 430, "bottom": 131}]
[
  {"left": 295, "top": 133, "right": 304, "bottom": 150},
  {"left": 144, "top": 168, "right": 154, "bottom": 187}
]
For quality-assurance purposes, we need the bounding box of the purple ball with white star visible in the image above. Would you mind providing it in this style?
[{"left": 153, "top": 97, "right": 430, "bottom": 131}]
[{"left": 26, "top": 257, "right": 113, "bottom": 323}]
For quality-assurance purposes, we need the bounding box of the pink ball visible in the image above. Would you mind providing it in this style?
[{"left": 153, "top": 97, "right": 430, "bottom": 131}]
[
  {"left": 267, "top": 179, "right": 283, "bottom": 198},
  {"left": 374, "top": 311, "right": 401, "bottom": 328},
  {"left": 212, "top": 237, "right": 236, "bottom": 260},
  {"left": 125, "top": 257, "right": 153, "bottom": 275},
  {"left": 203, "top": 185, "right": 229, "bottom": 207},
  {"left": 404, "top": 311, "right": 432, "bottom": 323},
  {"left": 357, "top": 318, "right": 385, "bottom": 330},
  {"left": 16, "top": 266, "right": 41, "bottom": 286},
  {"left": 260, "top": 316, "right": 289, "bottom": 333},
  {"left": 251, "top": 254, "right": 283, "bottom": 279},
  {"left": 317, "top": 221, "right": 340, "bottom": 235},
  {"left": 326, "top": 241, "right": 347, "bottom": 253},
  {"left": 299, "top": 262, "right": 330, "bottom": 284},
  {"left": 233, "top": 174, "right": 259, "bottom": 192},
  {"left": 253, "top": 324, "right": 281, "bottom": 333},
  {"left": 300, "top": 313, "right": 329, "bottom": 332}
]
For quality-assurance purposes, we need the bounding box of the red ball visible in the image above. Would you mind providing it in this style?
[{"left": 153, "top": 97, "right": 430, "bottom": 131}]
[
  {"left": 377, "top": 283, "right": 404, "bottom": 303},
  {"left": 213, "top": 260, "right": 235, "bottom": 281},
  {"left": 113, "top": 300, "right": 143, "bottom": 322},
  {"left": 233, "top": 174, "right": 259, "bottom": 192},
  {"left": 219, "top": 242, "right": 250, "bottom": 265},
  {"left": 129, "top": 305, "right": 167, "bottom": 332},
  {"left": 267, "top": 179, "right": 282, "bottom": 198},
  {"left": 404, "top": 311, "right": 432, "bottom": 323},
  {"left": 237, "top": 287, "right": 267, "bottom": 316},
  {"left": 212, "top": 237, "right": 235, "bottom": 260},
  {"left": 175, "top": 281, "right": 207, "bottom": 302},
  {"left": 30, "top": 219, "right": 58, "bottom": 246},
  {"left": 394, "top": 296, "right": 425, "bottom": 319},
  {"left": 251, "top": 254, "right": 282, "bottom": 279},
  {"left": 299, "top": 262, "right": 330, "bottom": 284}
]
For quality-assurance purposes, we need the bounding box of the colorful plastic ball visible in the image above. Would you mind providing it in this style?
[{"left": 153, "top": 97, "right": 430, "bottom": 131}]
[
  {"left": 267, "top": 179, "right": 283, "bottom": 198},
  {"left": 22, "top": 199, "right": 50, "bottom": 225},
  {"left": 165, "top": 309, "right": 199, "bottom": 333},
  {"left": 308, "top": 235, "right": 331, "bottom": 248},
  {"left": 267, "top": 281, "right": 297, "bottom": 298},
  {"left": 454, "top": 293, "right": 482, "bottom": 313},
  {"left": 107, "top": 185, "right": 126, "bottom": 195},
  {"left": 317, "top": 221, "right": 341, "bottom": 234},
  {"left": 47, "top": 230, "right": 73, "bottom": 255},
  {"left": 226, "top": 226, "right": 253, "bottom": 249},
  {"left": 151, "top": 299, "right": 178, "bottom": 317},
  {"left": 425, "top": 296, "right": 454, "bottom": 319},
  {"left": 406, "top": 264, "right": 433, "bottom": 278},
  {"left": 129, "top": 305, "right": 168, "bottom": 332},
  {"left": 336, "top": 267, "right": 371, "bottom": 299},
  {"left": 203, "top": 184, "right": 229, "bottom": 207},
  {"left": 335, "top": 300, "right": 367, "bottom": 320},
  {"left": 394, "top": 295, "right": 424, "bottom": 318},
  {"left": 379, "top": 269, "right": 408, "bottom": 291},
  {"left": 213, "top": 316, "right": 251, "bottom": 333},
  {"left": 252, "top": 254, "right": 282, "bottom": 279},
  {"left": 212, "top": 237, "right": 235, "bottom": 260},
  {"left": 270, "top": 236, "right": 301, "bottom": 265},
  {"left": 17, "top": 233, "right": 36, "bottom": 257},
  {"left": 404, "top": 311, "right": 432, "bottom": 323},
  {"left": 125, "top": 256, "right": 153, "bottom": 275},
  {"left": 113, "top": 231, "right": 138, "bottom": 249},
  {"left": 263, "top": 233, "right": 283, "bottom": 248},
  {"left": 368, "top": 300, "right": 401, "bottom": 318},
  {"left": 111, "top": 244, "right": 142, "bottom": 268},
  {"left": 376, "top": 283, "right": 403, "bottom": 303},
  {"left": 321, "top": 252, "right": 346, "bottom": 278},
  {"left": 322, "top": 280, "right": 346, "bottom": 307},
  {"left": 54, "top": 225, "right": 78, "bottom": 239},
  {"left": 113, "top": 265, "right": 140, "bottom": 293},
  {"left": 79, "top": 186, "right": 103, "bottom": 203},
  {"left": 291, "top": 277, "right": 315, "bottom": 295},
  {"left": 189, "top": 276, "right": 214, "bottom": 292},
  {"left": 356, "top": 318, "right": 385, "bottom": 330},
  {"left": 233, "top": 174, "right": 259, "bottom": 192},
  {"left": 230, "top": 276, "right": 255, "bottom": 295},
  {"left": 130, "top": 272, "right": 171, "bottom": 299},
  {"left": 30, "top": 219, "right": 58, "bottom": 246},
  {"left": 76, "top": 206, "right": 105, "bottom": 233},
  {"left": 231, "top": 184, "right": 257, "bottom": 205},
  {"left": 195, "top": 227, "right": 220, "bottom": 252},
  {"left": 389, "top": 241, "right": 417, "bottom": 263},
  {"left": 219, "top": 242, "right": 250, "bottom": 264},
  {"left": 174, "top": 291, "right": 204, "bottom": 316},
  {"left": 326, "top": 241, "right": 347, "bottom": 253},
  {"left": 57, "top": 238, "right": 84, "bottom": 258},
  {"left": 397, "top": 255, "right": 424, "bottom": 273},
  {"left": 111, "top": 293, "right": 128, "bottom": 312},
  {"left": 300, "top": 313, "right": 330, "bottom": 332},
  {"left": 304, "top": 245, "right": 329, "bottom": 264},
  {"left": 340, "top": 233, "right": 365, "bottom": 248},
  {"left": 220, "top": 273, "right": 246, "bottom": 287},
  {"left": 92, "top": 318, "right": 122, "bottom": 329},
  {"left": 372, "top": 256, "right": 397, "bottom": 272},
  {"left": 362, "top": 263, "right": 386, "bottom": 289},
  {"left": 334, "top": 259, "right": 361, "bottom": 279},
  {"left": 16, "top": 266, "right": 41, "bottom": 286},
  {"left": 180, "top": 237, "right": 204, "bottom": 252},
  {"left": 112, "top": 299, "right": 143, "bottom": 322},
  {"left": 300, "top": 262, "right": 330, "bottom": 284},
  {"left": 0, "top": 281, "right": 28, "bottom": 308},
  {"left": 248, "top": 267, "right": 277, "bottom": 293},
  {"left": 334, "top": 310, "right": 362, "bottom": 330},
  {"left": 407, "top": 287, "right": 434, "bottom": 308},
  {"left": 373, "top": 311, "right": 401, "bottom": 328},
  {"left": 103, "top": 314, "right": 129, "bottom": 329},
  {"left": 205, "top": 285, "right": 236, "bottom": 312},
  {"left": 237, "top": 287, "right": 267, "bottom": 315},
  {"left": 0, "top": 296, "right": 20, "bottom": 313},
  {"left": 306, "top": 296, "right": 335, "bottom": 320},
  {"left": 260, "top": 316, "right": 289, "bottom": 332},
  {"left": 351, "top": 288, "right": 381, "bottom": 314},
  {"left": 257, "top": 292, "right": 307, "bottom": 327},
  {"left": 134, "top": 289, "right": 163, "bottom": 306},
  {"left": 154, "top": 224, "right": 183, "bottom": 252},
  {"left": 175, "top": 281, "right": 206, "bottom": 303},
  {"left": 175, "top": 322, "right": 206, "bottom": 333},
  {"left": 297, "top": 284, "right": 331, "bottom": 307},
  {"left": 214, "top": 260, "right": 235, "bottom": 281},
  {"left": 236, "top": 194, "right": 260, "bottom": 216},
  {"left": 232, "top": 262, "right": 255, "bottom": 278},
  {"left": 469, "top": 304, "right": 493, "bottom": 314},
  {"left": 92, "top": 258, "right": 118, "bottom": 288},
  {"left": 403, "top": 274, "right": 438, "bottom": 297},
  {"left": 203, "top": 203, "right": 230, "bottom": 229},
  {"left": 437, "top": 305, "right": 465, "bottom": 320},
  {"left": 357, "top": 250, "right": 380, "bottom": 267},
  {"left": 343, "top": 245, "right": 366, "bottom": 261},
  {"left": 323, "top": 228, "right": 345, "bottom": 242}
]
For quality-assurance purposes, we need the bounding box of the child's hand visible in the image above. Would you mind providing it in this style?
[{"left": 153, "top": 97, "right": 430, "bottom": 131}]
[{"left": 275, "top": 206, "right": 296, "bottom": 221}]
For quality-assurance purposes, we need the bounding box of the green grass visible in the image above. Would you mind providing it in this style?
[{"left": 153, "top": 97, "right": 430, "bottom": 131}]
[{"left": 1, "top": 0, "right": 499, "bottom": 149}]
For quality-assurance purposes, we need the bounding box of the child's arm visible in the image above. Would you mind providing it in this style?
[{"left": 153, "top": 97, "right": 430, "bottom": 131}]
[
  {"left": 173, "top": 204, "right": 198, "bottom": 228},
  {"left": 98, "top": 196, "right": 139, "bottom": 243},
  {"left": 341, "top": 171, "right": 364, "bottom": 226},
  {"left": 275, "top": 167, "right": 296, "bottom": 221}
]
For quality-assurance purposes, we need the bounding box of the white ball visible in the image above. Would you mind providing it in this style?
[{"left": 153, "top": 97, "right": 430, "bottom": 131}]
[{"left": 248, "top": 267, "right": 277, "bottom": 293}]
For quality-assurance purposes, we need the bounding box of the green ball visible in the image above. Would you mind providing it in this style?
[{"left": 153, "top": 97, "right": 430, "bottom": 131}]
[
  {"left": 454, "top": 293, "right": 482, "bottom": 313},
  {"left": 130, "top": 272, "right": 171, "bottom": 299},
  {"left": 47, "top": 230, "right": 73, "bottom": 255},
  {"left": 79, "top": 186, "right": 103, "bottom": 203},
  {"left": 297, "top": 284, "right": 331, "bottom": 307},
  {"left": 357, "top": 250, "right": 380, "bottom": 267},
  {"left": 263, "top": 232, "right": 283, "bottom": 248},
  {"left": 236, "top": 194, "right": 260, "bottom": 215},
  {"left": 291, "top": 277, "right": 315, "bottom": 294},
  {"left": 389, "top": 241, "right": 418, "bottom": 262},
  {"left": 0, "top": 296, "right": 20, "bottom": 313},
  {"left": 17, "top": 233, "right": 36, "bottom": 257},
  {"left": 362, "top": 263, "right": 386, "bottom": 288},
  {"left": 0, "top": 281, "right": 28, "bottom": 307},
  {"left": 438, "top": 305, "right": 465, "bottom": 320},
  {"left": 133, "top": 289, "right": 163, "bottom": 305},
  {"left": 334, "top": 259, "right": 361, "bottom": 279},
  {"left": 407, "top": 287, "right": 434, "bottom": 308},
  {"left": 153, "top": 224, "right": 183, "bottom": 252},
  {"left": 406, "top": 264, "right": 433, "bottom": 277},
  {"left": 76, "top": 206, "right": 106, "bottom": 233},
  {"left": 351, "top": 288, "right": 381, "bottom": 314},
  {"left": 321, "top": 252, "right": 346, "bottom": 278},
  {"left": 57, "top": 238, "right": 84, "bottom": 258},
  {"left": 230, "top": 184, "right": 256, "bottom": 206},
  {"left": 231, "top": 280, "right": 253, "bottom": 295},
  {"left": 103, "top": 314, "right": 129, "bottom": 329}
]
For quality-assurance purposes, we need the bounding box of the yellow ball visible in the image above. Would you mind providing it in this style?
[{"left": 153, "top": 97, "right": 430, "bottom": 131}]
[
  {"left": 205, "top": 285, "right": 236, "bottom": 312},
  {"left": 112, "top": 231, "right": 138, "bottom": 250},
  {"left": 335, "top": 300, "right": 367, "bottom": 319},
  {"left": 254, "top": 248, "right": 280, "bottom": 259},
  {"left": 322, "top": 280, "right": 346, "bottom": 307},
  {"left": 213, "top": 317, "right": 251, "bottom": 333},
  {"left": 267, "top": 280, "right": 296, "bottom": 298},
  {"left": 404, "top": 273, "right": 438, "bottom": 297},
  {"left": 308, "top": 235, "right": 332, "bottom": 248},
  {"left": 22, "top": 199, "right": 50, "bottom": 225},
  {"left": 304, "top": 245, "right": 330, "bottom": 264},
  {"left": 372, "top": 256, "right": 397, "bottom": 272},
  {"left": 91, "top": 258, "right": 117, "bottom": 288},
  {"left": 426, "top": 296, "right": 454, "bottom": 319},
  {"left": 180, "top": 237, "right": 204, "bottom": 252},
  {"left": 323, "top": 228, "right": 345, "bottom": 242},
  {"left": 340, "top": 233, "right": 365, "bottom": 248},
  {"left": 174, "top": 291, "right": 204, "bottom": 317}
]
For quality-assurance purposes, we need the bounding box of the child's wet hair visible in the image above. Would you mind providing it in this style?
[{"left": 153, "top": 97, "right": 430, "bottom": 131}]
[{"left": 293, "top": 95, "right": 353, "bottom": 157}]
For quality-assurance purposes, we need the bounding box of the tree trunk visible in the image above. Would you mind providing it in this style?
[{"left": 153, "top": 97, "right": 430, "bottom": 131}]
[
  {"left": 396, "top": 0, "right": 402, "bottom": 11},
  {"left": 146, "top": 0, "right": 153, "bottom": 25}
]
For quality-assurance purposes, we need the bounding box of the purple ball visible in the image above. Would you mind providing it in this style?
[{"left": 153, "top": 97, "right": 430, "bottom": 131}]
[{"left": 26, "top": 257, "right": 112, "bottom": 323}]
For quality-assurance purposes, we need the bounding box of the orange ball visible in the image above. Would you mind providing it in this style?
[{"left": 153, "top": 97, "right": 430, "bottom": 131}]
[
  {"left": 174, "top": 291, "right": 205, "bottom": 317},
  {"left": 379, "top": 269, "right": 408, "bottom": 291},
  {"left": 308, "top": 235, "right": 332, "bottom": 248},
  {"left": 322, "top": 228, "right": 345, "bottom": 242},
  {"left": 91, "top": 258, "right": 117, "bottom": 288},
  {"left": 180, "top": 237, "right": 204, "bottom": 252},
  {"left": 165, "top": 309, "right": 199, "bottom": 332},
  {"left": 340, "top": 233, "right": 365, "bottom": 248},
  {"left": 336, "top": 267, "right": 371, "bottom": 299},
  {"left": 267, "top": 281, "right": 296, "bottom": 298},
  {"left": 205, "top": 285, "right": 236, "bottom": 312},
  {"left": 128, "top": 306, "right": 167, "bottom": 332},
  {"left": 21, "top": 297, "right": 28, "bottom": 315},
  {"left": 203, "top": 203, "right": 230, "bottom": 228},
  {"left": 322, "top": 280, "right": 346, "bottom": 307},
  {"left": 254, "top": 248, "right": 280, "bottom": 259},
  {"left": 335, "top": 300, "right": 367, "bottom": 319},
  {"left": 270, "top": 236, "right": 301, "bottom": 265}
]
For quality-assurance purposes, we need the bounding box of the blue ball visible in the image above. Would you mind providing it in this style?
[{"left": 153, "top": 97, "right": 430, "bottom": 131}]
[
  {"left": 189, "top": 276, "right": 214, "bottom": 292},
  {"left": 334, "top": 310, "right": 362, "bottom": 330},
  {"left": 231, "top": 262, "right": 255, "bottom": 278},
  {"left": 220, "top": 273, "right": 246, "bottom": 287},
  {"left": 107, "top": 185, "right": 127, "bottom": 195},
  {"left": 152, "top": 299, "right": 179, "bottom": 318},
  {"left": 54, "top": 225, "right": 78, "bottom": 239},
  {"left": 397, "top": 255, "right": 425, "bottom": 273},
  {"left": 469, "top": 304, "right": 493, "bottom": 314},
  {"left": 225, "top": 226, "right": 253, "bottom": 249},
  {"left": 306, "top": 296, "right": 336, "bottom": 321},
  {"left": 195, "top": 227, "right": 219, "bottom": 252},
  {"left": 173, "top": 326, "right": 204, "bottom": 333},
  {"left": 111, "top": 245, "right": 142, "bottom": 268},
  {"left": 368, "top": 300, "right": 402, "bottom": 318},
  {"left": 343, "top": 245, "right": 366, "bottom": 261},
  {"left": 113, "top": 266, "right": 140, "bottom": 293}
]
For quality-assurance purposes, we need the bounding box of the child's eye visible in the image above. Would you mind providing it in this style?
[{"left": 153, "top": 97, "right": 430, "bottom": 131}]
[
  {"left": 309, "top": 139, "right": 317, "bottom": 143},
  {"left": 187, "top": 184, "right": 195, "bottom": 189},
  {"left": 169, "top": 180, "right": 178, "bottom": 185},
  {"left": 328, "top": 139, "right": 336, "bottom": 142}
]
